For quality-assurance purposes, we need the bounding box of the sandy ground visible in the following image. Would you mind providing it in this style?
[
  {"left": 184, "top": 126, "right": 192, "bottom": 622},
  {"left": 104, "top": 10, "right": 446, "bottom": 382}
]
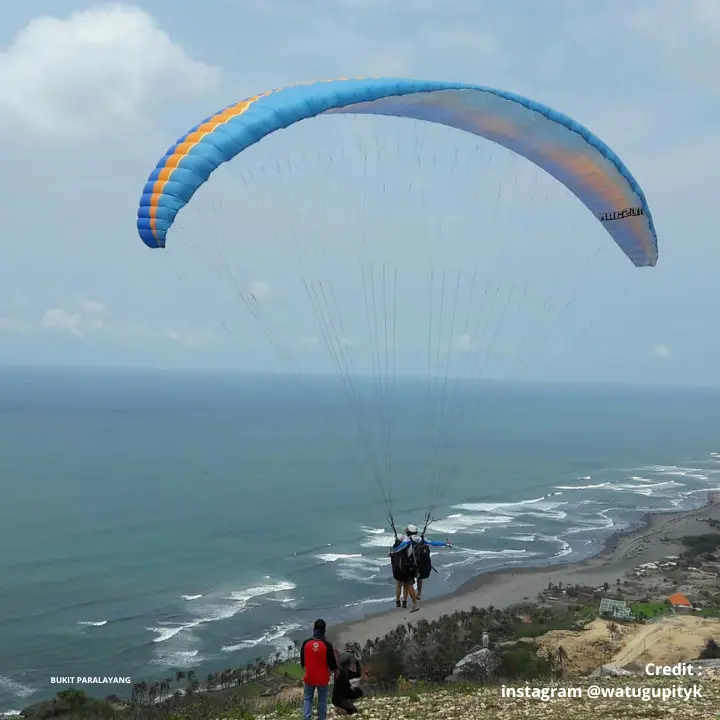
[
  {"left": 331, "top": 493, "right": 720, "bottom": 647},
  {"left": 609, "top": 614, "right": 720, "bottom": 667},
  {"left": 535, "top": 615, "right": 720, "bottom": 675}
]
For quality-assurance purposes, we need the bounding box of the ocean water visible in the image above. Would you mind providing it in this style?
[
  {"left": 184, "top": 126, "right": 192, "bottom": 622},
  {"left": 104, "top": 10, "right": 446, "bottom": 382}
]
[{"left": 1, "top": 366, "right": 720, "bottom": 712}]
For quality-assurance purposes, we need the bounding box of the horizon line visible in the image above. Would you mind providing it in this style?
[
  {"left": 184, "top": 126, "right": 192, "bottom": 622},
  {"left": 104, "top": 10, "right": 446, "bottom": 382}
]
[{"left": 1, "top": 363, "right": 718, "bottom": 392}]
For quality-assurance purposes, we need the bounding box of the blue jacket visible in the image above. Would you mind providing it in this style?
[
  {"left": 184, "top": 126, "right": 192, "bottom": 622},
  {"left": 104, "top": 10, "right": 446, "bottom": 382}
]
[{"left": 391, "top": 536, "right": 446, "bottom": 554}]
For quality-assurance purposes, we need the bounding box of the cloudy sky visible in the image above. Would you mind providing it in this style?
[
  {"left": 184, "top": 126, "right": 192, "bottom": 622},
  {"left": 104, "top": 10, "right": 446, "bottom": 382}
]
[{"left": 1, "top": 0, "right": 718, "bottom": 385}]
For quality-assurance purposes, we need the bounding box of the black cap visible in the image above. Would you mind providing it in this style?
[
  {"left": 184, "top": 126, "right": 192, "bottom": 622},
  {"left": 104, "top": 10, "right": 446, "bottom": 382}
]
[{"left": 313, "top": 618, "right": 326, "bottom": 632}]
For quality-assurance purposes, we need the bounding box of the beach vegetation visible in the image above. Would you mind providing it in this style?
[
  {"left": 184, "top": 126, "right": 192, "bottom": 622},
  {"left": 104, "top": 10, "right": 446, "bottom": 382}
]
[
  {"left": 632, "top": 601, "right": 670, "bottom": 619},
  {"left": 351, "top": 603, "right": 585, "bottom": 686},
  {"left": 697, "top": 608, "right": 720, "bottom": 618},
  {"left": 21, "top": 689, "right": 116, "bottom": 720},
  {"left": 680, "top": 532, "right": 720, "bottom": 557}
]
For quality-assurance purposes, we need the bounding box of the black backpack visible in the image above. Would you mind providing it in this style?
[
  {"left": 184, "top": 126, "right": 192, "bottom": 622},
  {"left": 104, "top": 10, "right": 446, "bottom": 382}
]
[
  {"left": 390, "top": 538, "right": 411, "bottom": 582},
  {"left": 414, "top": 540, "right": 432, "bottom": 580}
]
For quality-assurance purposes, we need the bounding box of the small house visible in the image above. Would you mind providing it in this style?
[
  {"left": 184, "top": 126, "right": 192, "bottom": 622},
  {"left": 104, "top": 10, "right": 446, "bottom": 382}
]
[{"left": 668, "top": 592, "right": 693, "bottom": 614}]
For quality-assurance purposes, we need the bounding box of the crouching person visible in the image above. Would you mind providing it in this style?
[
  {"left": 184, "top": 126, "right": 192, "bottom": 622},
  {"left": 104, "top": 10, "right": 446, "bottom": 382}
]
[{"left": 332, "top": 652, "right": 363, "bottom": 715}]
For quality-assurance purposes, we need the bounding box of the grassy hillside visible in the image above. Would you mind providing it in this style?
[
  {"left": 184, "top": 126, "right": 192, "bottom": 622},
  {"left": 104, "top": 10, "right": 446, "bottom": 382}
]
[{"left": 250, "top": 679, "right": 718, "bottom": 720}]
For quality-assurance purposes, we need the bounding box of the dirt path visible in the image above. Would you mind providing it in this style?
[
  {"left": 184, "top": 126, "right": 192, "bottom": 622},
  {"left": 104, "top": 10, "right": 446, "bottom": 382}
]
[
  {"left": 536, "top": 615, "right": 720, "bottom": 675},
  {"left": 610, "top": 615, "right": 720, "bottom": 667}
]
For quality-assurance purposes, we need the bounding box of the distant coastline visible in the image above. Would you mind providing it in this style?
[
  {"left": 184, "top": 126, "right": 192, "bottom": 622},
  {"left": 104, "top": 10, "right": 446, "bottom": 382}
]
[
  {"left": 332, "top": 490, "right": 720, "bottom": 646},
  {"left": 12, "top": 490, "right": 719, "bottom": 718},
  {"left": 5, "top": 362, "right": 720, "bottom": 392}
]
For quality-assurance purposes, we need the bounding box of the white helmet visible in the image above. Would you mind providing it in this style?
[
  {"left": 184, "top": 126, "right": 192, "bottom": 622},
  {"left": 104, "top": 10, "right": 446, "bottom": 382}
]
[{"left": 405, "top": 524, "right": 418, "bottom": 535}]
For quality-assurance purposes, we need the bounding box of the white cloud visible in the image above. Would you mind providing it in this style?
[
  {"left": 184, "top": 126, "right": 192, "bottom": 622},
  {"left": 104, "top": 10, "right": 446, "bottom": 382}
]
[
  {"left": 0, "top": 5, "right": 219, "bottom": 140},
  {"left": 653, "top": 344, "right": 671, "bottom": 358},
  {"left": 165, "top": 328, "right": 216, "bottom": 347},
  {"left": 455, "top": 333, "right": 473, "bottom": 352},
  {"left": 42, "top": 308, "right": 83, "bottom": 336},
  {"left": 110, "top": 323, "right": 218, "bottom": 347},
  {"left": 40, "top": 299, "right": 106, "bottom": 336},
  {"left": 247, "top": 281, "right": 273, "bottom": 299},
  {"left": 78, "top": 298, "right": 105, "bottom": 314}
]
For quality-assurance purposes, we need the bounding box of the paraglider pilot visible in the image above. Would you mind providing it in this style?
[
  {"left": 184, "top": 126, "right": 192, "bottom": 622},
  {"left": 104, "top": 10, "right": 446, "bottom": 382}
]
[{"left": 390, "top": 524, "right": 451, "bottom": 612}]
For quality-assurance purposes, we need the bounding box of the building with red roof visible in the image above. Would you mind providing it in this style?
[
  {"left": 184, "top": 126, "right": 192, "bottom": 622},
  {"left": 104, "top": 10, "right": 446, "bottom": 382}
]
[{"left": 667, "top": 592, "right": 693, "bottom": 613}]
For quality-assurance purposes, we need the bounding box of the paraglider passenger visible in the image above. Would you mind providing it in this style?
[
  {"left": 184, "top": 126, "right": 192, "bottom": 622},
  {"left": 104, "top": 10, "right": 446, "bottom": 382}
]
[
  {"left": 395, "top": 579, "right": 410, "bottom": 608},
  {"left": 390, "top": 529, "right": 417, "bottom": 610},
  {"left": 390, "top": 524, "right": 451, "bottom": 608},
  {"left": 332, "top": 651, "right": 364, "bottom": 715},
  {"left": 390, "top": 532, "right": 412, "bottom": 608},
  {"left": 300, "top": 619, "right": 338, "bottom": 720}
]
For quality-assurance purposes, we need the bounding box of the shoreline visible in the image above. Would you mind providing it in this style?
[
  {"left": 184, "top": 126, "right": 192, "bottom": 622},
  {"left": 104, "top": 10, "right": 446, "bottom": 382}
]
[
  {"left": 331, "top": 490, "right": 720, "bottom": 646},
  {"left": 9, "top": 492, "right": 719, "bottom": 716}
]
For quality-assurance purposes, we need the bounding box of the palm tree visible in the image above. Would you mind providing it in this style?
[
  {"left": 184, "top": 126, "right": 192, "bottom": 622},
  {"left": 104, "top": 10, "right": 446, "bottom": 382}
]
[{"left": 135, "top": 680, "right": 148, "bottom": 704}]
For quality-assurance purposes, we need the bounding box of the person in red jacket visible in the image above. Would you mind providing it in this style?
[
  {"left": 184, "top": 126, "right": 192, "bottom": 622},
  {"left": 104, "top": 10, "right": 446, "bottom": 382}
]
[{"left": 300, "top": 619, "right": 338, "bottom": 720}]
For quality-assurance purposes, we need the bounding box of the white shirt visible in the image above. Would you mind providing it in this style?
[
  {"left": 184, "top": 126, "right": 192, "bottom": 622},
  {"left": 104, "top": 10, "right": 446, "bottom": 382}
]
[{"left": 399, "top": 534, "right": 421, "bottom": 557}]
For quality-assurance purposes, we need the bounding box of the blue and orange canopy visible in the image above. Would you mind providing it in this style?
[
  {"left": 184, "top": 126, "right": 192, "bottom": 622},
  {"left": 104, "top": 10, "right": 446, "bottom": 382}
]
[{"left": 137, "top": 77, "right": 658, "bottom": 267}]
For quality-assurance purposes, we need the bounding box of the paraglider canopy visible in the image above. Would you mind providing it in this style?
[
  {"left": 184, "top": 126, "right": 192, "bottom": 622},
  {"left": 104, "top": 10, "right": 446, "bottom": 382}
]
[
  {"left": 134, "top": 76, "right": 659, "bottom": 543},
  {"left": 137, "top": 77, "right": 658, "bottom": 268}
]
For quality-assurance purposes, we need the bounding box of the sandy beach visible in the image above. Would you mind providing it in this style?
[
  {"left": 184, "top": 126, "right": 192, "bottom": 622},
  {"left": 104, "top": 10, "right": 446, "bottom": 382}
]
[{"left": 331, "top": 492, "right": 720, "bottom": 646}]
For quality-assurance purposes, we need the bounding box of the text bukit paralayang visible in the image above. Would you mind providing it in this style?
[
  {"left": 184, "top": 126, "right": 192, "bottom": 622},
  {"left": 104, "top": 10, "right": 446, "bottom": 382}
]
[{"left": 50, "top": 677, "right": 132, "bottom": 685}]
